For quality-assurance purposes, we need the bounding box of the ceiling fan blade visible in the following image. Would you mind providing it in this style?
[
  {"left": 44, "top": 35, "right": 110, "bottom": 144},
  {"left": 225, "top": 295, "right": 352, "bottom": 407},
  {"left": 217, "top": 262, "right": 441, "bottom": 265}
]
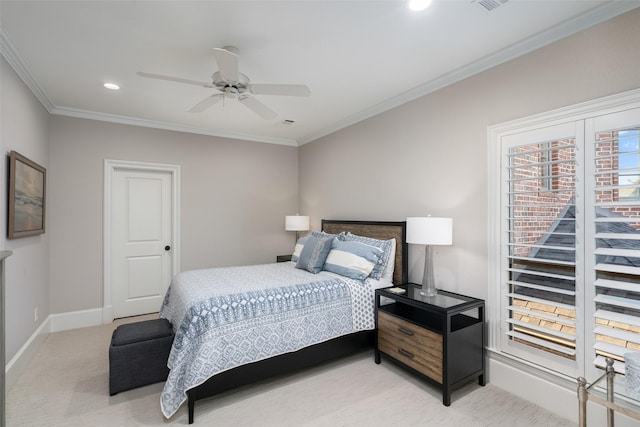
[
  {"left": 137, "top": 71, "right": 213, "bottom": 88},
  {"left": 212, "top": 48, "right": 239, "bottom": 83},
  {"left": 187, "top": 94, "right": 224, "bottom": 113},
  {"left": 250, "top": 84, "right": 311, "bottom": 97},
  {"left": 238, "top": 95, "right": 277, "bottom": 120}
]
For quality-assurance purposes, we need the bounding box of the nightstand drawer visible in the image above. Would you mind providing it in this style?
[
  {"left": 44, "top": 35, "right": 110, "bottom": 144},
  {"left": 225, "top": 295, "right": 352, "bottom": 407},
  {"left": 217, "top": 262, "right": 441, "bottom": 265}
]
[{"left": 377, "top": 311, "right": 443, "bottom": 383}]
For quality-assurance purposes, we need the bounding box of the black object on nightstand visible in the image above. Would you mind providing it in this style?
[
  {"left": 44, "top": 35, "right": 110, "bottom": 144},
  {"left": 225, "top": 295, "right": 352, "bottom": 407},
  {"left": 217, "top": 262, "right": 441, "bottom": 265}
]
[
  {"left": 375, "top": 283, "right": 485, "bottom": 406},
  {"left": 276, "top": 254, "right": 292, "bottom": 262}
]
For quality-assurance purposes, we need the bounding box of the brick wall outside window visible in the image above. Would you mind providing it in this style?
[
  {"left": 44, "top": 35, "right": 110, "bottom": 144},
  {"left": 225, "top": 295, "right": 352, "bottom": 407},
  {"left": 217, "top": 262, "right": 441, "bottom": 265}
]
[{"left": 512, "top": 132, "right": 640, "bottom": 259}]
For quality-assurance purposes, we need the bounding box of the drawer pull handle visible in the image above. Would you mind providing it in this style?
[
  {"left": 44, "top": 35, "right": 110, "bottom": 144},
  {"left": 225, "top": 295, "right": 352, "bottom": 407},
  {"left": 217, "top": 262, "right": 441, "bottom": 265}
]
[
  {"left": 397, "top": 327, "right": 414, "bottom": 336},
  {"left": 397, "top": 348, "right": 414, "bottom": 360}
]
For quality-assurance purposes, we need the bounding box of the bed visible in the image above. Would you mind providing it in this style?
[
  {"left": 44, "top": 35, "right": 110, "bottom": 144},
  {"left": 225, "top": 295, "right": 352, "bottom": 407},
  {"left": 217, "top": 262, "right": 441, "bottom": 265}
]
[{"left": 159, "top": 220, "right": 408, "bottom": 423}]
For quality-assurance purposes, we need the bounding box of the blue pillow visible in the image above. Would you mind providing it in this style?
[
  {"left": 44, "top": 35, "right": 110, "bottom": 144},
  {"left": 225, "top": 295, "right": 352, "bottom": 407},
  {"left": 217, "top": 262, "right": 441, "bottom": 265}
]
[
  {"left": 323, "top": 240, "right": 383, "bottom": 281},
  {"left": 291, "top": 236, "right": 308, "bottom": 262},
  {"left": 311, "top": 230, "right": 344, "bottom": 240},
  {"left": 342, "top": 233, "right": 393, "bottom": 280},
  {"left": 295, "top": 236, "right": 333, "bottom": 274}
]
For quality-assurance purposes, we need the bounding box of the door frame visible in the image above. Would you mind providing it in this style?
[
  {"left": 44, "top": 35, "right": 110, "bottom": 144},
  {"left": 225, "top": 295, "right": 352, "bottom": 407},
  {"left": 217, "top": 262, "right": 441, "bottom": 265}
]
[{"left": 103, "top": 159, "right": 180, "bottom": 323}]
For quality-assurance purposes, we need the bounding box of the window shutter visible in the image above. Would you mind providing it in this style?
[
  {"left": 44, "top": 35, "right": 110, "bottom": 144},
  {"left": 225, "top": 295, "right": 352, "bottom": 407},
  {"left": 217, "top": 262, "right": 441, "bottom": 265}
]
[
  {"left": 503, "top": 129, "right": 579, "bottom": 363},
  {"left": 492, "top": 91, "right": 640, "bottom": 383},
  {"left": 588, "top": 110, "right": 640, "bottom": 374}
]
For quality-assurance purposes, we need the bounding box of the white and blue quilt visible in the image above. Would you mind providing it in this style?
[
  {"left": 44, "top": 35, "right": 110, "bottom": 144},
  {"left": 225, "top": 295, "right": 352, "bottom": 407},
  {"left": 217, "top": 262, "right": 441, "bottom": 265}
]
[{"left": 158, "top": 261, "right": 375, "bottom": 418}]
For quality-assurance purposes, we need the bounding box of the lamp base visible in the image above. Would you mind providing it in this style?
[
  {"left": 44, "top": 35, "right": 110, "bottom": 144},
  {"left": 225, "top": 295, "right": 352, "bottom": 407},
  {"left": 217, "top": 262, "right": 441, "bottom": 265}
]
[
  {"left": 419, "top": 245, "right": 437, "bottom": 297},
  {"left": 420, "top": 287, "right": 437, "bottom": 297}
]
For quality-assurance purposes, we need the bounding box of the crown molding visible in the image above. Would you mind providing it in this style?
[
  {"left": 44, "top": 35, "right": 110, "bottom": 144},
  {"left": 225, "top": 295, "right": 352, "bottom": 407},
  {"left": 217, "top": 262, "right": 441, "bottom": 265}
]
[
  {"left": 49, "top": 107, "right": 298, "bottom": 146},
  {"left": 0, "top": 29, "right": 54, "bottom": 112},
  {"left": 297, "top": 1, "right": 640, "bottom": 145}
]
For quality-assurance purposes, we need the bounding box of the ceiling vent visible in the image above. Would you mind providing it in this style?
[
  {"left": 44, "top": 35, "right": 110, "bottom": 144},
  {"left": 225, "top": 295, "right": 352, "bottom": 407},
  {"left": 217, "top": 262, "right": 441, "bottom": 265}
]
[{"left": 474, "top": 0, "right": 508, "bottom": 11}]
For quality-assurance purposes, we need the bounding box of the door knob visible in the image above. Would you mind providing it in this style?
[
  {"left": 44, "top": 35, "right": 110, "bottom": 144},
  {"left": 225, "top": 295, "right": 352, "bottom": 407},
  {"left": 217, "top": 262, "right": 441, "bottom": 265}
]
[{"left": 165, "top": 245, "right": 171, "bottom": 251}]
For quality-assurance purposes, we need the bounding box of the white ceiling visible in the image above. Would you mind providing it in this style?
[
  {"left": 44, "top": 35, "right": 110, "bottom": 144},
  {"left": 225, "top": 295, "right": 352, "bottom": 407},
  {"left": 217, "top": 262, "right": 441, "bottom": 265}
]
[{"left": 1, "top": 1, "right": 638, "bottom": 146}]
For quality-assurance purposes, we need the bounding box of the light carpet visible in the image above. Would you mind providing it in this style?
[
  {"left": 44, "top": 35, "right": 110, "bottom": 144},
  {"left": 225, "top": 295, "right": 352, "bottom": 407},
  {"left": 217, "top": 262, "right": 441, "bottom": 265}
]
[{"left": 6, "top": 314, "right": 575, "bottom": 426}]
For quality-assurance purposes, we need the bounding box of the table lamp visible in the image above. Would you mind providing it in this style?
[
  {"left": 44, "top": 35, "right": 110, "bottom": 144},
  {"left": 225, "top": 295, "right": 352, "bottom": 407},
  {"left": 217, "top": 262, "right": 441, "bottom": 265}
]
[
  {"left": 285, "top": 214, "right": 309, "bottom": 243},
  {"left": 406, "top": 216, "right": 453, "bottom": 297}
]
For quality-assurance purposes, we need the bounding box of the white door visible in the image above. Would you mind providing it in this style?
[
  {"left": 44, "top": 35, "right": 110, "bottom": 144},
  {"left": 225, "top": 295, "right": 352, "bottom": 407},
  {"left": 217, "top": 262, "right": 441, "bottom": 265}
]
[{"left": 111, "top": 167, "right": 174, "bottom": 318}]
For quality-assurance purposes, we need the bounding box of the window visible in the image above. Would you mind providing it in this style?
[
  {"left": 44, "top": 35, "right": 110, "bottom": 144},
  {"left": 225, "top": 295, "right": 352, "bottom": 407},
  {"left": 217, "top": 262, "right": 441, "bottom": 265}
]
[
  {"left": 617, "top": 130, "right": 640, "bottom": 200},
  {"left": 498, "top": 122, "right": 582, "bottom": 375},
  {"left": 539, "top": 141, "right": 557, "bottom": 192},
  {"left": 506, "top": 137, "right": 577, "bottom": 360},
  {"left": 489, "top": 90, "right": 640, "bottom": 385},
  {"left": 588, "top": 116, "right": 640, "bottom": 374}
]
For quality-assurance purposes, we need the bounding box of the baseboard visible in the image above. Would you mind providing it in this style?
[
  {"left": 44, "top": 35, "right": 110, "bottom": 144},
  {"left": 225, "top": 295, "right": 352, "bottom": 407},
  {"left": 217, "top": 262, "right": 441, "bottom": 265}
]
[
  {"left": 102, "top": 304, "right": 114, "bottom": 324},
  {"left": 6, "top": 308, "right": 107, "bottom": 391},
  {"left": 5, "top": 315, "right": 50, "bottom": 390},
  {"left": 49, "top": 307, "right": 104, "bottom": 333},
  {"left": 488, "top": 351, "right": 638, "bottom": 426}
]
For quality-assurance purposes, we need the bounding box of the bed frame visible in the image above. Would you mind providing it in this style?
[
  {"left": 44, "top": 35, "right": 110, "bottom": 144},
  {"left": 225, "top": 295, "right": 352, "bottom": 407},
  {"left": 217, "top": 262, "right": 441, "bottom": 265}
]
[{"left": 185, "top": 220, "right": 408, "bottom": 424}]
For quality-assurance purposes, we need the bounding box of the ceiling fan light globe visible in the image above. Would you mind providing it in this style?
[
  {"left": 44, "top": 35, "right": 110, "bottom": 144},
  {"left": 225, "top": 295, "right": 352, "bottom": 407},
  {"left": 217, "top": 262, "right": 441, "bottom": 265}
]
[{"left": 408, "top": 0, "right": 432, "bottom": 11}]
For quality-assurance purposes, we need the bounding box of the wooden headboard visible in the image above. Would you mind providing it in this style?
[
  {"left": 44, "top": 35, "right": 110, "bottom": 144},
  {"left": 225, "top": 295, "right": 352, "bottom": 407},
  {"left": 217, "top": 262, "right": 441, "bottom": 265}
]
[{"left": 321, "top": 220, "right": 408, "bottom": 285}]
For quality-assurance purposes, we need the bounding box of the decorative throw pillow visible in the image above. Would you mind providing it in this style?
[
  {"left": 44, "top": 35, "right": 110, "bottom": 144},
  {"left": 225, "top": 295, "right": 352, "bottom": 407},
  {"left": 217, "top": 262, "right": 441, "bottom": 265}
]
[
  {"left": 323, "top": 240, "right": 383, "bottom": 281},
  {"left": 311, "top": 230, "right": 344, "bottom": 240},
  {"left": 295, "top": 236, "right": 333, "bottom": 274},
  {"left": 343, "top": 233, "right": 394, "bottom": 280},
  {"left": 381, "top": 238, "right": 397, "bottom": 281},
  {"left": 291, "top": 236, "right": 308, "bottom": 262}
]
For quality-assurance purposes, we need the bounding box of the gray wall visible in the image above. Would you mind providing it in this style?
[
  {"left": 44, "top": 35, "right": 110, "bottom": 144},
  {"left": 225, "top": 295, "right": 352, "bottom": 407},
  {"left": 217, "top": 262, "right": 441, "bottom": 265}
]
[
  {"left": 299, "top": 8, "right": 640, "bottom": 302},
  {"left": 0, "top": 57, "right": 50, "bottom": 362},
  {"left": 48, "top": 116, "right": 299, "bottom": 315}
]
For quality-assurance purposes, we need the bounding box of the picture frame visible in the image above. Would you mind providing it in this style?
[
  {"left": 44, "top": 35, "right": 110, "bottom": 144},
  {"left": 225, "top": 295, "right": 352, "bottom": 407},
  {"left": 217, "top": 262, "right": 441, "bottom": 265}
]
[{"left": 8, "top": 151, "right": 46, "bottom": 239}]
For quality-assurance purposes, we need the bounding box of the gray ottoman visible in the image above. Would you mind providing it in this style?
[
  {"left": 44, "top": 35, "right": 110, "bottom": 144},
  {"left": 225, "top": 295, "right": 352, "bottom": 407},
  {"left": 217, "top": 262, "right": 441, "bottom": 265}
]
[{"left": 109, "top": 318, "right": 174, "bottom": 395}]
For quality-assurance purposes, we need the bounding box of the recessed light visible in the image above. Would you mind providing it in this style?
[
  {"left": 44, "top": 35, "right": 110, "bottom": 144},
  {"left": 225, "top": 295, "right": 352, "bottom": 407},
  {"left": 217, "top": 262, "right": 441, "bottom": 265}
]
[
  {"left": 103, "top": 83, "right": 120, "bottom": 90},
  {"left": 408, "top": 0, "right": 432, "bottom": 11}
]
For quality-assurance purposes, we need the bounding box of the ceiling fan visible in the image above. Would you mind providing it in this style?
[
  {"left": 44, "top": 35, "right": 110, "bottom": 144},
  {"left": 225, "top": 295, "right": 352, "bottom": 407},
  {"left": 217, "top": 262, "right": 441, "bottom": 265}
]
[{"left": 137, "top": 46, "right": 311, "bottom": 120}]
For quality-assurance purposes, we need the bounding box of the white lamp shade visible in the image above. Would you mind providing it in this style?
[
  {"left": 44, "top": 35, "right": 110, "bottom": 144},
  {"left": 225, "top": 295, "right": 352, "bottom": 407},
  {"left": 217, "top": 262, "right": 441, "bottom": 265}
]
[
  {"left": 285, "top": 215, "right": 310, "bottom": 231},
  {"left": 406, "top": 217, "right": 453, "bottom": 245}
]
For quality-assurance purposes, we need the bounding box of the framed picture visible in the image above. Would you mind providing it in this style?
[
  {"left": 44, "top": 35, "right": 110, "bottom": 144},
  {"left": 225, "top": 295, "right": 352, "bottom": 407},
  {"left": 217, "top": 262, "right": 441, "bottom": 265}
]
[{"left": 8, "top": 151, "right": 46, "bottom": 239}]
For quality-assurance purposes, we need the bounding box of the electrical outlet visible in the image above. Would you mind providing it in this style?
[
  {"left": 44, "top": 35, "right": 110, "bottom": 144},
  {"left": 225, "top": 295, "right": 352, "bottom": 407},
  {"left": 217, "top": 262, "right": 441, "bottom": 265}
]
[{"left": 34, "top": 307, "right": 38, "bottom": 322}]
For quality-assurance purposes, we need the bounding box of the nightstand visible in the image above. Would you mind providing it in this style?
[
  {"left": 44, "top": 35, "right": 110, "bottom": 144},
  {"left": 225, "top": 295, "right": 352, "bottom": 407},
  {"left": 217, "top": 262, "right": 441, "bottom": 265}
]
[
  {"left": 375, "top": 283, "right": 485, "bottom": 406},
  {"left": 276, "top": 254, "right": 292, "bottom": 262}
]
